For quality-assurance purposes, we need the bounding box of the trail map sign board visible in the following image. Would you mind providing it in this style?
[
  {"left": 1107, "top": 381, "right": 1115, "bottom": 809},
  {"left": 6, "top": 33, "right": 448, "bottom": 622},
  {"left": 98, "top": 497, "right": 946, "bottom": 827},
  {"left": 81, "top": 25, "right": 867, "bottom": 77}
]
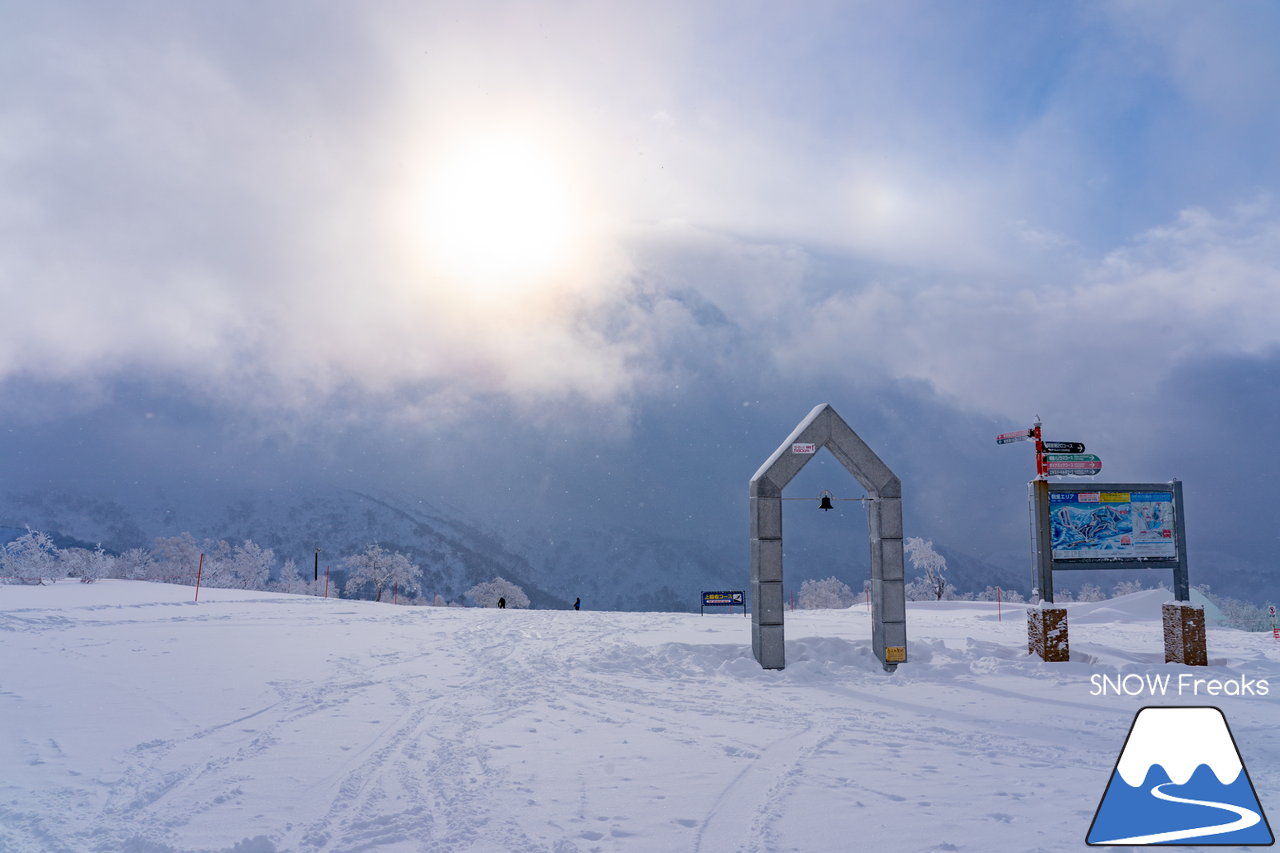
[
  {"left": 750, "top": 403, "right": 906, "bottom": 672},
  {"left": 1049, "top": 489, "right": 1177, "bottom": 560},
  {"left": 1030, "top": 479, "right": 1189, "bottom": 603}
]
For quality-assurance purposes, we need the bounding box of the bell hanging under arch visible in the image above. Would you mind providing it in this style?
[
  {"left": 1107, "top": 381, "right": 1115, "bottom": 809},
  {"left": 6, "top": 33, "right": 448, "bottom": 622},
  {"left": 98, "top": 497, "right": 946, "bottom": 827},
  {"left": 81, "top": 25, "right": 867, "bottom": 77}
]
[{"left": 818, "top": 490, "right": 834, "bottom": 511}]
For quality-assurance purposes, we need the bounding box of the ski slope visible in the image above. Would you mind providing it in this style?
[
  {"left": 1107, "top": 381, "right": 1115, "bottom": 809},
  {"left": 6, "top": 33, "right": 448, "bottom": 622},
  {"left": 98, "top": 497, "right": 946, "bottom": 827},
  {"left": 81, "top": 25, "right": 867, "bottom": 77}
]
[{"left": 1, "top": 582, "right": 1277, "bottom": 852}]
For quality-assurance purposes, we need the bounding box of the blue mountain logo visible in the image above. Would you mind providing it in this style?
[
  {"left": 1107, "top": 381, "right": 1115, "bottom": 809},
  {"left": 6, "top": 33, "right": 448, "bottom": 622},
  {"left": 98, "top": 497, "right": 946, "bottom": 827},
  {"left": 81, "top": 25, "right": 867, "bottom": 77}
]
[{"left": 1088, "top": 706, "right": 1274, "bottom": 846}]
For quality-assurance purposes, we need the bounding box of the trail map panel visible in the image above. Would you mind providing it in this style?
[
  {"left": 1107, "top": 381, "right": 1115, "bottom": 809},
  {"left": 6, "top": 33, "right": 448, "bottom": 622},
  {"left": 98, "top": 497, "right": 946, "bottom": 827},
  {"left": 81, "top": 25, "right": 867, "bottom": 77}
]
[{"left": 1048, "top": 490, "right": 1176, "bottom": 560}]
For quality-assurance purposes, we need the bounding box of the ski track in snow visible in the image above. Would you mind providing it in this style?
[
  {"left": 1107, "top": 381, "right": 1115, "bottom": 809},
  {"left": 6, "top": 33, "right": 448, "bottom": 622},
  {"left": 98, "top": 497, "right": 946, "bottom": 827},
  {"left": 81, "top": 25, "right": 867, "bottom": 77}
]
[{"left": 1, "top": 582, "right": 1279, "bottom": 852}]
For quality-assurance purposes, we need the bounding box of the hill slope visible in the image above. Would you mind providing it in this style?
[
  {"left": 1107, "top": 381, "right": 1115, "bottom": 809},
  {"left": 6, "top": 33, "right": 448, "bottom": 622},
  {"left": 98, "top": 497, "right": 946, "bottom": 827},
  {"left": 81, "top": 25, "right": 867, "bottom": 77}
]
[{"left": 2, "top": 581, "right": 1278, "bottom": 852}]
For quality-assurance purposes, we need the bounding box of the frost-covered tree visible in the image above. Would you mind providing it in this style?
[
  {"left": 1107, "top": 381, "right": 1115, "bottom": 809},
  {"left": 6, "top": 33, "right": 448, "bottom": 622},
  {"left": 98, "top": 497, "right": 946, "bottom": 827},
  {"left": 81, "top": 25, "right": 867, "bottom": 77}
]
[
  {"left": 797, "top": 576, "right": 856, "bottom": 609},
  {"left": 212, "top": 540, "right": 274, "bottom": 590},
  {"left": 1111, "top": 579, "right": 1156, "bottom": 597},
  {"left": 115, "top": 547, "right": 155, "bottom": 580},
  {"left": 1194, "top": 585, "right": 1272, "bottom": 632},
  {"left": 59, "top": 545, "right": 115, "bottom": 583},
  {"left": 904, "top": 537, "right": 953, "bottom": 601},
  {"left": 975, "top": 585, "right": 1025, "bottom": 604},
  {"left": 151, "top": 533, "right": 204, "bottom": 584},
  {"left": 152, "top": 537, "right": 273, "bottom": 591},
  {"left": 188, "top": 538, "right": 233, "bottom": 588},
  {"left": 342, "top": 545, "right": 420, "bottom": 602},
  {"left": 465, "top": 577, "right": 530, "bottom": 609},
  {"left": 1, "top": 528, "right": 60, "bottom": 585},
  {"left": 275, "top": 557, "right": 334, "bottom": 598},
  {"left": 1077, "top": 583, "right": 1105, "bottom": 602}
]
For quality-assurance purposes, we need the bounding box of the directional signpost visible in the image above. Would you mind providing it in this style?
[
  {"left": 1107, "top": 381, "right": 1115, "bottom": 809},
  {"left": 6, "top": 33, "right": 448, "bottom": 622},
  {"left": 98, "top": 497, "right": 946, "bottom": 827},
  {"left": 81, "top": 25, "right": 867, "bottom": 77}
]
[
  {"left": 1043, "top": 453, "right": 1102, "bottom": 476},
  {"left": 996, "top": 429, "right": 1034, "bottom": 445},
  {"left": 1042, "top": 441, "right": 1085, "bottom": 454},
  {"left": 996, "top": 423, "right": 1099, "bottom": 478}
]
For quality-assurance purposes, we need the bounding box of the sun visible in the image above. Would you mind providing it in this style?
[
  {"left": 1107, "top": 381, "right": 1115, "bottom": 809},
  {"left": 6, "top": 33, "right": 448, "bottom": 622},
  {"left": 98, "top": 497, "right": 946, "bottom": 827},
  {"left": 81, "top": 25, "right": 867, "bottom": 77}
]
[{"left": 417, "top": 133, "right": 580, "bottom": 296}]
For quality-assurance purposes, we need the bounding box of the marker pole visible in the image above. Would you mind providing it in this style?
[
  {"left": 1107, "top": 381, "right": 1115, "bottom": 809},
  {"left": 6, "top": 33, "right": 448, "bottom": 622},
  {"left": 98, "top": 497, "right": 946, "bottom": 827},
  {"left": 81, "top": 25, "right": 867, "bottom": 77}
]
[{"left": 194, "top": 553, "right": 204, "bottom": 602}]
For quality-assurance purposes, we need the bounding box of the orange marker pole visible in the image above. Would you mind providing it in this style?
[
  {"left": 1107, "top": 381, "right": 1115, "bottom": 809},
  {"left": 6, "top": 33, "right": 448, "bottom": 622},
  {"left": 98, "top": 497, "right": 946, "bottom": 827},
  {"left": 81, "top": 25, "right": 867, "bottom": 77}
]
[{"left": 194, "top": 553, "right": 204, "bottom": 602}]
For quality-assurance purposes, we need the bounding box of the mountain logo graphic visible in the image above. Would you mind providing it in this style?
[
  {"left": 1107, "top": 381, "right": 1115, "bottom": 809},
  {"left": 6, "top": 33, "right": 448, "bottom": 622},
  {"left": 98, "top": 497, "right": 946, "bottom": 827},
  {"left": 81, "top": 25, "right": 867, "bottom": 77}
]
[{"left": 1087, "top": 706, "right": 1274, "bottom": 846}]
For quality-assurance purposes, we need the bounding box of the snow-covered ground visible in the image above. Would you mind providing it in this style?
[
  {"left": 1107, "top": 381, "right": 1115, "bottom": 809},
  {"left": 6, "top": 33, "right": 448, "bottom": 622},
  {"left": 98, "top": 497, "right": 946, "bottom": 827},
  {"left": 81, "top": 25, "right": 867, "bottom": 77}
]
[{"left": 2, "top": 582, "right": 1278, "bottom": 853}]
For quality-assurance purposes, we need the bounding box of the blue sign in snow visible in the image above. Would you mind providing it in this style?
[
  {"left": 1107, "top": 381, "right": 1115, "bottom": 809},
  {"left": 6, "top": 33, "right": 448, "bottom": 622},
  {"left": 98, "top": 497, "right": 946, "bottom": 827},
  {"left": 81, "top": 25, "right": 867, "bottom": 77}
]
[
  {"left": 701, "top": 590, "right": 745, "bottom": 615},
  {"left": 1087, "top": 706, "right": 1273, "bottom": 846}
]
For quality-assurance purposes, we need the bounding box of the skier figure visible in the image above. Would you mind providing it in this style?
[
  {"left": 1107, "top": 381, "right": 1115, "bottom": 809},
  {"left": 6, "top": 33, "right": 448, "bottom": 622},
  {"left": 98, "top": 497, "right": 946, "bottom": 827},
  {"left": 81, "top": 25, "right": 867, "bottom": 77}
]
[
  {"left": 573, "top": 597, "right": 580, "bottom": 611},
  {"left": 498, "top": 597, "right": 506, "bottom": 609}
]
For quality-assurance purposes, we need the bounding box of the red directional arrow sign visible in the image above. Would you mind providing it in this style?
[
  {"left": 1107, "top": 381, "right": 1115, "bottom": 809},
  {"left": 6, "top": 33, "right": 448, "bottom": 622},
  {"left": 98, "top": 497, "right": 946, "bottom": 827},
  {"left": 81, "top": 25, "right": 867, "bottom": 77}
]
[{"left": 996, "top": 428, "right": 1034, "bottom": 445}]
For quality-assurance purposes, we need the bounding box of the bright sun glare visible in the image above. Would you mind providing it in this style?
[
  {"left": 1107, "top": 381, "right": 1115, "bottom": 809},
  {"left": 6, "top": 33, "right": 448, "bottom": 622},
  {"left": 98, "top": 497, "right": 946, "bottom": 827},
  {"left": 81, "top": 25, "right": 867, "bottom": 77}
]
[{"left": 418, "top": 134, "right": 579, "bottom": 296}]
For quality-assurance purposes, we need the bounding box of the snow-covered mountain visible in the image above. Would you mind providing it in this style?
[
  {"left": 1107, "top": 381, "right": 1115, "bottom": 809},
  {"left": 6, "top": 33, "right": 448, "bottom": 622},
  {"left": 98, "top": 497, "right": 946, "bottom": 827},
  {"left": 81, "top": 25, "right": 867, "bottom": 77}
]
[
  {"left": 513, "top": 526, "right": 737, "bottom": 612},
  {"left": 0, "top": 487, "right": 743, "bottom": 610},
  {"left": 0, "top": 487, "right": 569, "bottom": 606}
]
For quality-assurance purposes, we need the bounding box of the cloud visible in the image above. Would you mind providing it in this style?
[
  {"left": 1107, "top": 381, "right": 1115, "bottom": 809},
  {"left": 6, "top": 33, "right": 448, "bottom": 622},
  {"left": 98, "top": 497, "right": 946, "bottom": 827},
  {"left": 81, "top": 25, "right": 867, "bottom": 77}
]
[
  {"left": 2, "top": 1, "right": 1276, "bottom": 437},
  {"left": 728, "top": 199, "right": 1280, "bottom": 437}
]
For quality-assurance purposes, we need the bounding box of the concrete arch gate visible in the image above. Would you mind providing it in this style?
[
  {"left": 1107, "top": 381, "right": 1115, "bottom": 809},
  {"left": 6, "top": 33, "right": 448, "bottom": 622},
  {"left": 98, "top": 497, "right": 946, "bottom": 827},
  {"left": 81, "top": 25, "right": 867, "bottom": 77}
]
[{"left": 750, "top": 403, "right": 907, "bottom": 672}]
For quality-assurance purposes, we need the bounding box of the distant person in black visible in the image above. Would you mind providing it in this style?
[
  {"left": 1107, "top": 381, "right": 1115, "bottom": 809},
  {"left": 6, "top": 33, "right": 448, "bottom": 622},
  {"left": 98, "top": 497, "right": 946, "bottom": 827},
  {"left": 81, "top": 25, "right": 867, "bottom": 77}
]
[
  {"left": 573, "top": 597, "right": 580, "bottom": 611},
  {"left": 497, "top": 597, "right": 506, "bottom": 609}
]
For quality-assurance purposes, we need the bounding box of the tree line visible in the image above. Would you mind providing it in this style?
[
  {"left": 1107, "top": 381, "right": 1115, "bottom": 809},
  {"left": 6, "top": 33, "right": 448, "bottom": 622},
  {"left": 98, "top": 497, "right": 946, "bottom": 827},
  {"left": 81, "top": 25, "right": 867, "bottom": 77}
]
[{"left": 0, "top": 528, "right": 528, "bottom": 607}]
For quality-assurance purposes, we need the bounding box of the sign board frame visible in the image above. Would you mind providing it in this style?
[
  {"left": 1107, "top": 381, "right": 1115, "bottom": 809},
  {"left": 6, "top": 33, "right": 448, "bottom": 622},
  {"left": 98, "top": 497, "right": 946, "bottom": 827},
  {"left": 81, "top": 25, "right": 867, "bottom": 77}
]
[
  {"left": 1029, "top": 479, "right": 1189, "bottom": 603},
  {"left": 701, "top": 590, "right": 746, "bottom": 615}
]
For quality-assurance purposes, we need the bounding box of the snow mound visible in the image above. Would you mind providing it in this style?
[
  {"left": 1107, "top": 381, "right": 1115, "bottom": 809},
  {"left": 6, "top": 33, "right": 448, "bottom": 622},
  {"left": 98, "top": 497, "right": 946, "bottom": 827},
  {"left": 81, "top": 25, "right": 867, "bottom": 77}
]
[{"left": 1067, "top": 589, "right": 1174, "bottom": 624}]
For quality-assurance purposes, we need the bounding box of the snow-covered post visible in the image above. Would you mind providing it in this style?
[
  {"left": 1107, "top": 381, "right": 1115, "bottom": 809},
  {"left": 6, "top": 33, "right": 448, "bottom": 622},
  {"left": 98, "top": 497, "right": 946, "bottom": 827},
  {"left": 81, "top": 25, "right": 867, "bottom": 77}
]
[
  {"left": 194, "top": 553, "right": 204, "bottom": 602},
  {"left": 1028, "top": 602, "right": 1068, "bottom": 662},
  {"left": 1162, "top": 602, "right": 1207, "bottom": 666}
]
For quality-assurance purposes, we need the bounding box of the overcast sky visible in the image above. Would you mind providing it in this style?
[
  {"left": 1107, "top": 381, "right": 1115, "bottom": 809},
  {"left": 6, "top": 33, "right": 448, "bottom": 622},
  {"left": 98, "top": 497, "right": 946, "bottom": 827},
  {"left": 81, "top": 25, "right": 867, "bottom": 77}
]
[{"left": 2, "top": 2, "right": 1278, "bottom": 582}]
